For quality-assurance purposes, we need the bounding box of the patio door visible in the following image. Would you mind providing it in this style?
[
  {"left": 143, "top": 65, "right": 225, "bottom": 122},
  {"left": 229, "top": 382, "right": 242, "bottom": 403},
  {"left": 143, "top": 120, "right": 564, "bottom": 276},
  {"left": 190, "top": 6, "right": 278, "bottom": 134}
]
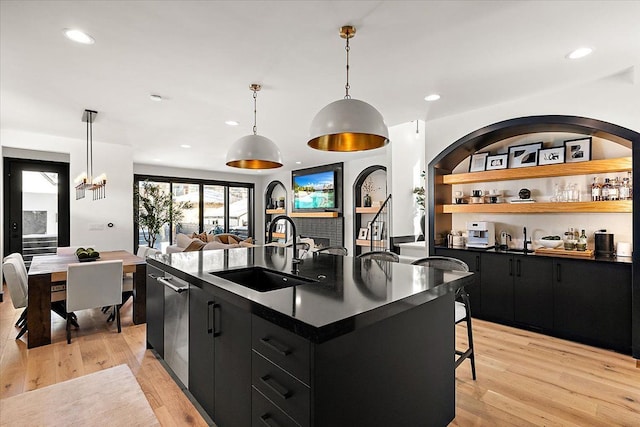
[{"left": 3, "top": 158, "right": 70, "bottom": 267}]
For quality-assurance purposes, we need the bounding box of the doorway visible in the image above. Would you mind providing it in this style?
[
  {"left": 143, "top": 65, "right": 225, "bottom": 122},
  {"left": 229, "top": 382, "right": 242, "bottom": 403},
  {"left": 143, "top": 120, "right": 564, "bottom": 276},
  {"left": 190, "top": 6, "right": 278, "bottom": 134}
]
[{"left": 3, "top": 158, "right": 70, "bottom": 267}]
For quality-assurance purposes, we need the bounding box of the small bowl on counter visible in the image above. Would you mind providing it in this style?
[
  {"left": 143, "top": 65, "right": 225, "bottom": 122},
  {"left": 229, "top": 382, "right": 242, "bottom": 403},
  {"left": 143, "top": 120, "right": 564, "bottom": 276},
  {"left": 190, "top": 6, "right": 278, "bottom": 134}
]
[{"left": 537, "top": 239, "right": 563, "bottom": 249}]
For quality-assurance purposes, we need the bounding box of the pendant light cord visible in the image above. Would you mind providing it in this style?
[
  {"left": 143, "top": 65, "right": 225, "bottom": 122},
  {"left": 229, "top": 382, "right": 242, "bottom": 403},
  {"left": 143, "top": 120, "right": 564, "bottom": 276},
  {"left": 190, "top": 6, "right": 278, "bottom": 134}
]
[
  {"left": 89, "top": 111, "right": 93, "bottom": 181},
  {"left": 252, "top": 89, "right": 258, "bottom": 135},
  {"left": 344, "top": 31, "right": 351, "bottom": 99}
]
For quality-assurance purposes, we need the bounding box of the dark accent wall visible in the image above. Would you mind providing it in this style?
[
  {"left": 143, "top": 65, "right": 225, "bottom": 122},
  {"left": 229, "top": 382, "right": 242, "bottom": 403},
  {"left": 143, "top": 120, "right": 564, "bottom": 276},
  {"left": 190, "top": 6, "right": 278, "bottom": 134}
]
[{"left": 294, "top": 217, "right": 344, "bottom": 248}]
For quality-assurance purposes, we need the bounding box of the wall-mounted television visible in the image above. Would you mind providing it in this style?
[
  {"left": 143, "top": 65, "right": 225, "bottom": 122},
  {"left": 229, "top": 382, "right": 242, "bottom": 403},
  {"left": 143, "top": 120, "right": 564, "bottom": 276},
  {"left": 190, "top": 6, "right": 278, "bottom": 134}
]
[{"left": 292, "top": 162, "right": 343, "bottom": 212}]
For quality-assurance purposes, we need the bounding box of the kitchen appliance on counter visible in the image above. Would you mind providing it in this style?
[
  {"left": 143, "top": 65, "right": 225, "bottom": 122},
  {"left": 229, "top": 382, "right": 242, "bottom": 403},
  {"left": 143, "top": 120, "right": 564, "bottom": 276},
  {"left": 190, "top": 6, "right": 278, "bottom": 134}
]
[
  {"left": 594, "top": 230, "right": 615, "bottom": 257},
  {"left": 466, "top": 221, "right": 495, "bottom": 249},
  {"left": 616, "top": 241, "right": 632, "bottom": 258}
]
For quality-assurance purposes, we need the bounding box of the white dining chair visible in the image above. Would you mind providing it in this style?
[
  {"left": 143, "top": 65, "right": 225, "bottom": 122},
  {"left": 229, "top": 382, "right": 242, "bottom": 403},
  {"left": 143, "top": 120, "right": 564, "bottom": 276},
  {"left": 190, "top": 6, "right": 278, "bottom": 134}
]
[
  {"left": 66, "top": 260, "right": 123, "bottom": 344},
  {"left": 56, "top": 245, "right": 96, "bottom": 256},
  {"left": 2, "top": 258, "right": 29, "bottom": 339}
]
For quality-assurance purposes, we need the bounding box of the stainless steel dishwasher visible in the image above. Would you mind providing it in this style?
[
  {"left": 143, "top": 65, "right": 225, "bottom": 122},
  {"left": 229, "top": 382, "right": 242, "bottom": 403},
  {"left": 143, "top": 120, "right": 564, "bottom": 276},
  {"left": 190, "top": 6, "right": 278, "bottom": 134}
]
[{"left": 158, "top": 274, "right": 189, "bottom": 387}]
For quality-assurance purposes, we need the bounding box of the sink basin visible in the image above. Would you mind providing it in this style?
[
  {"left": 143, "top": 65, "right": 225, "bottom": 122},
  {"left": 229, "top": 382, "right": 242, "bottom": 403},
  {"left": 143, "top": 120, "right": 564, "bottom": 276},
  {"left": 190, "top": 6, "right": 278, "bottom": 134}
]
[{"left": 210, "top": 266, "right": 317, "bottom": 292}]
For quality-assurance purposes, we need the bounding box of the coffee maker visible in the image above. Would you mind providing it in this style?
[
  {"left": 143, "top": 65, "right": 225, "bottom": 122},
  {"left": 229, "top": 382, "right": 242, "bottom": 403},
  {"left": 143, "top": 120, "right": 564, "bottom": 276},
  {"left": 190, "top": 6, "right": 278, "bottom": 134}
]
[{"left": 466, "top": 221, "right": 496, "bottom": 249}]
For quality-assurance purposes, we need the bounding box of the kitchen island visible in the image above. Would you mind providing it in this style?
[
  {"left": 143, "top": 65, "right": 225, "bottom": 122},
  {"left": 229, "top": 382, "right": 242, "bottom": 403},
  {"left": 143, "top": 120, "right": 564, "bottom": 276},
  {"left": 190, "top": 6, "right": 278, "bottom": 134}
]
[{"left": 146, "top": 247, "right": 474, "bottom": 427}]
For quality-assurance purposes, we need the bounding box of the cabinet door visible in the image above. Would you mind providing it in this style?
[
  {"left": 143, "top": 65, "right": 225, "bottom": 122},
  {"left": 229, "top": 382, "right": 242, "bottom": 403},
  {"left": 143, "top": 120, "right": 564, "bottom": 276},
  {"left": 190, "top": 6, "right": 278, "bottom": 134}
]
[
  {"left": 214, "top": 298, "right": 252, "bottom": 427},
  {"left": 480, "top": 253, "right": 514, "bottom": 322},
  {"left": 146, "top": 264, "right": 164, "bottom": 355},
  {"left": 553, "top": 259, "right": 631, "bottom": 351},
  {"left": 435, "top": 248, "right": 481, "bottom": 316},
  {"left": 189, "top": 285, "right": 215, "bottom": 418},
  {"left": 513, "top": 255, "right": 553, "bottom": 329}
]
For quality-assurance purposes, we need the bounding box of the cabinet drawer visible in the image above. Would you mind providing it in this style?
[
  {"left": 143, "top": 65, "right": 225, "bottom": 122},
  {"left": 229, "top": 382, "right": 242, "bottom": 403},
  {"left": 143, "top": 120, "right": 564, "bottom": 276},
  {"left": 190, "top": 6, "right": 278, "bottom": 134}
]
[
  {"left": 252, "top": 351, "right": 309, "bottom": 426},
  {"left": 252, "top": 387, "right": 300, "bottom": 427},
  {"left": 252, "top": 315, "right": 310, "bottom": 384}
]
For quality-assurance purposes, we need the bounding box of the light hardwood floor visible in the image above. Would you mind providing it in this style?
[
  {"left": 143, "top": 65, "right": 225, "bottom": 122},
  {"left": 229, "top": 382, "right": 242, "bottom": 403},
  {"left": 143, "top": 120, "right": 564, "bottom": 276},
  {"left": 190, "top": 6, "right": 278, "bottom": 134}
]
[{"left": 1, "top": 284, "right": 638, "bottom": 426}]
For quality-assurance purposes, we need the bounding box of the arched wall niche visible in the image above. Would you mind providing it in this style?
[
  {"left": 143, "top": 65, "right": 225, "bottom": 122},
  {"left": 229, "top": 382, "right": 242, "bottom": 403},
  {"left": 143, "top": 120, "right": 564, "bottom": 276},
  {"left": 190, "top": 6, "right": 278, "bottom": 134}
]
[{"left": 427, "top": 114, "right": 640, "bottom": 359}]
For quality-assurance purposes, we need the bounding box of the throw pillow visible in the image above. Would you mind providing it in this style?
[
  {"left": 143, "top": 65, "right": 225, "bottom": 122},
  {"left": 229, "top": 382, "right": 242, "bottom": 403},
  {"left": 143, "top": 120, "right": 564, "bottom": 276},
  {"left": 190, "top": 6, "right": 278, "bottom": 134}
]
[
  {"left": 203, "top": 241, "right": 240, "bottom": 250},
  {"left": 184, "top": 239, "right": 205, "bottom": 252},
  {"left": 191, "top": 232, "right": 208, "bottom": 243},
  {"left": 176, "top": 233, "right": 192, "bottom": 249},
  {"left": 227, "top": 236, "right": 239, "bottom": 245}
]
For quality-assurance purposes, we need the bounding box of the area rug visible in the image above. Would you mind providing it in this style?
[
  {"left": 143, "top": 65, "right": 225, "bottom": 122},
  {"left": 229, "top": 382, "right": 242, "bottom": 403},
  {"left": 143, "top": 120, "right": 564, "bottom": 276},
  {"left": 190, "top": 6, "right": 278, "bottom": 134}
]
[{"left": 0, "top": 364, "right": 159, "bottom": 426}]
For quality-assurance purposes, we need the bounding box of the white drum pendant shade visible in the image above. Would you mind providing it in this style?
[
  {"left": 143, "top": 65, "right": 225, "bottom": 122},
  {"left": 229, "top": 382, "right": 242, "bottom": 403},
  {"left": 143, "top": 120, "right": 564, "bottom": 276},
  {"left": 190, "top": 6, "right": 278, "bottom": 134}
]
[
  {"left": 226, "top": 134, "right": 283, "bottom": 169},
  {"left": 308, "top": 98, "right": 389, "bottom": 152}
]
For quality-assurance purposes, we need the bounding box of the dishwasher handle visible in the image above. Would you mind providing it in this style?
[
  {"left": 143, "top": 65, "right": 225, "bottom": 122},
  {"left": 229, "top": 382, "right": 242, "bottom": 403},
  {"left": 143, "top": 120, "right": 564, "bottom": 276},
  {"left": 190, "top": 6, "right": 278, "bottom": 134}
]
[{"left": 157, "top": 277, "right": 188, "bottom": 293}]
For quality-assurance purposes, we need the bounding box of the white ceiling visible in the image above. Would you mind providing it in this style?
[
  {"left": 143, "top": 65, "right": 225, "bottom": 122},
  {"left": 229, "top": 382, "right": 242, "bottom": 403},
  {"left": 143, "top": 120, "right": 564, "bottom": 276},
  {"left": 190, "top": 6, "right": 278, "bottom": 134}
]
[{"left": 2, "top": 1, "right": 639, "bottom": 174}]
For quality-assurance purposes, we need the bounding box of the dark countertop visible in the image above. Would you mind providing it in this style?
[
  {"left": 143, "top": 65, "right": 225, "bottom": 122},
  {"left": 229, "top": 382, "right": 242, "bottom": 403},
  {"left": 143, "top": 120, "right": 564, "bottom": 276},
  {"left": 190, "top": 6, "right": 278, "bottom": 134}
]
[
  {"left": 434, "top": 245, "right": 632, "bottom": 264},
  {"left": 147, "top": 246, "right": 474, "bottom": 343}
]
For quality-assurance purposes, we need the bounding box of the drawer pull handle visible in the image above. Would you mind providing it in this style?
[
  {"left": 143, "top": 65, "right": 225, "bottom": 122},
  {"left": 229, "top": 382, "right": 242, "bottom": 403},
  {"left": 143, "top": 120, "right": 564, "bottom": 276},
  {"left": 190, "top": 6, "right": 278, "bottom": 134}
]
[
  {"left": 260, "top": 375, "right": 292, "bottom": 399},
  {"left": 260, "top": 337, "right": 292, "bottom": 356},
  {"left": 260, "top": 414, "right": 282, "bottom": 427}
]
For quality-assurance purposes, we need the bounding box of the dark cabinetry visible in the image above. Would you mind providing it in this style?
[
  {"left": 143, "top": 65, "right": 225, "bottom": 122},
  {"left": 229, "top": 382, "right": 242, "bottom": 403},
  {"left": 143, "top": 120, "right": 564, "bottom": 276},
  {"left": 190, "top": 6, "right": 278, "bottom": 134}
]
[
  {"left": 189, "top": 285, "right": 251, "bottom": 427},
  {"left": 145, "top": 264, "right": 164, "bottom": 354},
  {"left": 553, "top": 258, "right": 631, "bottom": 352}
]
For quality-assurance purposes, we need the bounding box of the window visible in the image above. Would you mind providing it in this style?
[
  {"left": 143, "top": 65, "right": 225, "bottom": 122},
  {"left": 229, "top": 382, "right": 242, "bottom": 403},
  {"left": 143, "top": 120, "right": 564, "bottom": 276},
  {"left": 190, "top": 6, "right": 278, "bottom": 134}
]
[{"left": 134, "top": 175, "right": 254, "bottom": 252}]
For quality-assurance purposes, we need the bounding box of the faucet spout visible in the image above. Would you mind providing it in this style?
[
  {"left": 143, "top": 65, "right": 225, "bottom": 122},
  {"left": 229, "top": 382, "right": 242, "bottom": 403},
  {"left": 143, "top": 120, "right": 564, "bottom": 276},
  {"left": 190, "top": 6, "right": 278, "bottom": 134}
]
[
  {"left": 268, "top": 215, "right": 300, "bottom": 273},
  {"left": 523, "top": 227, "right": 531, "bottom": 253}
]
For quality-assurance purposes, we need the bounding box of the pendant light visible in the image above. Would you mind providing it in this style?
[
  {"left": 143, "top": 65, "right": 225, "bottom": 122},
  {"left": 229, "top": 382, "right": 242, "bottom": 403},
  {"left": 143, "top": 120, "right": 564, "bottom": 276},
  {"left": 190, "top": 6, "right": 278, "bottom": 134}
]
[
  {"left": 74, "top": 109, "right": 107, "bottom": 200},
  {"left": 226, "top": 84, "right": 283, "bottom": 169},
  {"left": 308, "top": 25, "right": 389, "bottom": 152}
]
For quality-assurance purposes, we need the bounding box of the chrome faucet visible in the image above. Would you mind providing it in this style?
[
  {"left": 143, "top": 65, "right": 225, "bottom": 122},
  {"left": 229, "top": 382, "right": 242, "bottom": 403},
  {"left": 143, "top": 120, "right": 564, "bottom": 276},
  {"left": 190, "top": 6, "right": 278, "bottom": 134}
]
[{"left": 268, "top": 215, "right": 300, "bottom": 274}]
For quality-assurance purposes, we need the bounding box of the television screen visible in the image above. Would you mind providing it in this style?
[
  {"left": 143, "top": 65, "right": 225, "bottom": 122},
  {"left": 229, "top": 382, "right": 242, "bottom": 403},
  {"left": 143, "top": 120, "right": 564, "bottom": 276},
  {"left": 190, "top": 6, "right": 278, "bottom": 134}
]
[{"left": 293, "top": 170, "right": 335, "bottom": 209}]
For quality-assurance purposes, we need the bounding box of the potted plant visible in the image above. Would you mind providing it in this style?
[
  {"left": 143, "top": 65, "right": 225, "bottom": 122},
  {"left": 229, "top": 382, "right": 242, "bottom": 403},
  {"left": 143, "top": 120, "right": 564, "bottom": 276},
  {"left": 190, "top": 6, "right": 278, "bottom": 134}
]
[{"left": 135, "top": 181, "right": 191, "bottom": 248}]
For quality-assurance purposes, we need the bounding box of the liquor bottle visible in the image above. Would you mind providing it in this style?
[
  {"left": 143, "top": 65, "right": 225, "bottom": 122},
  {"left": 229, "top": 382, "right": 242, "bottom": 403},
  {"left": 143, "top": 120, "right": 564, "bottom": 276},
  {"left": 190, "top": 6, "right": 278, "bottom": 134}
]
[
  {"left": 628, "top": 171, "right": 633, "bottom": 200},
  {"left": 577, "top": 229, "right": 587, "bottom": 251},
  {"left": 601, "top": 178, "right": 611, "bottom": 201},
  {"left": 609, "top": 177, "right": 620, "bottom": 201},
  {"left": 620, "top": 177, "right": 631, "bottom": 200},
  {"left": 591, "top": 177, "right": 601, "bottom": 201}
]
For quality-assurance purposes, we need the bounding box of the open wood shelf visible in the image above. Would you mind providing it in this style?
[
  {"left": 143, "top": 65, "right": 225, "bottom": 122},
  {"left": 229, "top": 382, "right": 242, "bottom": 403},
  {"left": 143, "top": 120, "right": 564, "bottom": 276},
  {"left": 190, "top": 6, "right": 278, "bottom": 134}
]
[
  {"left": 442, "top": 157, "right": 631, "bottom": 185},
  {"left": 355, "top": 239, "right": 386, "bottom": 247},
  {"left": 442, "top": 200, "right": 632, "bottom": 214},
  {"left": 290, "top": 212, "right": 339, "bottom": 218},
  {"left": 267, "top": 232, "right": 286, "bottom": 239},
  {"left": 265, "top": 208, "right": 286, "bottom": 214},
  {"left": 355, "top": 206, "right": 383, "bottom": 214}
]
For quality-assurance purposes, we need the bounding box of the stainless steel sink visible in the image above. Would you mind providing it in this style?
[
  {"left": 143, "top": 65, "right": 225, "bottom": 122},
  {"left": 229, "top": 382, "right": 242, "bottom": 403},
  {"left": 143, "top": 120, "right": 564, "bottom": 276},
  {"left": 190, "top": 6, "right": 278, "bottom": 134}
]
[{"left": 209, "top": 266, "right": 317, "bottom": 292}]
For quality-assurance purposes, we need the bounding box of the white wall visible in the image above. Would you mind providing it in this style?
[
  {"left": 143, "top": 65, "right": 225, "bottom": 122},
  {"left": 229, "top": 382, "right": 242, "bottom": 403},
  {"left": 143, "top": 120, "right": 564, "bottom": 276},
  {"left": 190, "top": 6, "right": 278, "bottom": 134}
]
[
  {"left": 424, "top": 70, "right": 640, "bottom": 253},
  {"left": 2, "top": 129, "right": 134, "bottom": 252}
]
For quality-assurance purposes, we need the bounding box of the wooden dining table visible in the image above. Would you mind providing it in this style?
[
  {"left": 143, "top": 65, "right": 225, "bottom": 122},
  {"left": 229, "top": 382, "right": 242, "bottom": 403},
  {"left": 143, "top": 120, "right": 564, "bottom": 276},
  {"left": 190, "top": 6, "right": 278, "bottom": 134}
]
[{"left": 27, "top": 250, "right": 147, "bottom": 348}]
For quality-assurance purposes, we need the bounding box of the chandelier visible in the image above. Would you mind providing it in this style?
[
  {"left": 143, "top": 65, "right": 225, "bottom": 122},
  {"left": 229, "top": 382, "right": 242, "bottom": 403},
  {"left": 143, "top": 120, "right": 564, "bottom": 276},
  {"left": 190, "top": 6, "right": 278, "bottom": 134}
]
[{"left": 74, "top": 109, "right": 107, "bottom": 200}]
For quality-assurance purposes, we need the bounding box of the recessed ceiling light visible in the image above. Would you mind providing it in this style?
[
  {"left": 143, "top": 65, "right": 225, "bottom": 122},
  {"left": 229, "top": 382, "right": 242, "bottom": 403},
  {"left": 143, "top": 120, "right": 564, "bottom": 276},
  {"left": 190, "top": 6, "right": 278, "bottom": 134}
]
[
  {"left": 180, "top": 144, "right": 191, "bottom": 149},
  {"left": 63, "top": 28, "right": 95, "bottom": 45},
  {"left": 225, "top": 120, "right": 240, "bottom": 126},
  {"left": 150, "top": 94, "right": 163, "bottom": 102},
  {"left": 153, "top": 158, "right": 162, "bottom": 162},
  {"left": 566, "top": 47, "right": 593, "bottom": 60},
  {"left": 295, "top": 161, "right": 302, "bottom": 164},
  {"left": 424, "top": 94, "right": 441, "bottom": 102}
]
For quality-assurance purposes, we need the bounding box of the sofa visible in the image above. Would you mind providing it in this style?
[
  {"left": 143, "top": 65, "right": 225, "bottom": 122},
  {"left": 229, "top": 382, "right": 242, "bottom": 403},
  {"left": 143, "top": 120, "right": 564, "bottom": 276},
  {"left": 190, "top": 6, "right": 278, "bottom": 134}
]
[{"left": 165, "top": 233, "right": 254, "bottom": 254}]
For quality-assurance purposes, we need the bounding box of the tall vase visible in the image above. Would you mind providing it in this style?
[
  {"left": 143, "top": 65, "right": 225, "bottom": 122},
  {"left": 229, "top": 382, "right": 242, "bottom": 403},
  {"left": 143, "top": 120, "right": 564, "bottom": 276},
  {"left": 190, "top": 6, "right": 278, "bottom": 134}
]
[
  {"left": 419, "top": 213, "right": 426, "bottom": 241},
  {"left": 364, "top": 194, "right": 372, "bottom": 207}
]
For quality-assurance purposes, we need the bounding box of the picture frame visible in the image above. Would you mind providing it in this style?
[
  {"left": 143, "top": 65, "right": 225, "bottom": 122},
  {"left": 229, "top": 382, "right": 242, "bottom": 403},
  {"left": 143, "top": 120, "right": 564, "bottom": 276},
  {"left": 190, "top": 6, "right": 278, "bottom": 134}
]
[
  {"left": 508, "top": 142, "right": 542, "bottom": 168},
  {"left": 485, "top": 153, "right": 508, "bottom": 170},
  {"left": 275, "top": 223, "right": 285, "bottom": 234},
  {"left": 564, "top": 137, "right": 592, "bottom": 163},
  {"left": 538, "top": 146, "right": 565, "bottom": 165},
  {"left": 358, "top": 227, "right": 369, "bottom": 240},
  {"left": 469, "top": 152, "right": 489, "bottom": 172},
  {"left": 367, "top": 221, "right": 384, "bottom": 241}
]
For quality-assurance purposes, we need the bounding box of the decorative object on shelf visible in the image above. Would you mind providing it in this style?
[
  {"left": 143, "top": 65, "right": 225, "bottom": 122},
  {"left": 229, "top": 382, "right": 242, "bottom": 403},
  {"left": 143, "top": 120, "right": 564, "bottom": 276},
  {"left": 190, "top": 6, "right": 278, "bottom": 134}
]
[
  {"left": 135, "top": 180, "right": 191, "bottom": 248},
  {"left": 74, "top": 109, "right": 107, "bottom": 200},
  {"left": 308, "top": 25, "right": 389, "bottom": 152},
  {"left": 278, "top": 196, "right": 285, "bottom": 208},
  {"left": 518, "top": 188, "right": 531, "bottom": 199},
  {"left": 226, "top": 84, "right": 282, "bottom": 169},
  {"left": 538, "top": 146, "right": 565, "bottom": 165},
  {"left": 358, "top": 227, "right": 369, "bottom": 240},
  {"left": 508, "top": 142, "right": 542, "bottom": 168},
  {"left": 564, "top": 137, "right": 592, "bottom": 163},
  {"left": 469, "top": 152, "right": 489, "bottom": 172},
  {"left": 367, "top": 221, "right": 384, "bottom": 241},
  {"left": 485, "top": 153, "right": 508, "bottom": 170},
  {"left": 266, "top": 198, "right": 274, "bottom": 210},
  {"left": 361, "top": 176, "right": 374, "bottom": 207}
]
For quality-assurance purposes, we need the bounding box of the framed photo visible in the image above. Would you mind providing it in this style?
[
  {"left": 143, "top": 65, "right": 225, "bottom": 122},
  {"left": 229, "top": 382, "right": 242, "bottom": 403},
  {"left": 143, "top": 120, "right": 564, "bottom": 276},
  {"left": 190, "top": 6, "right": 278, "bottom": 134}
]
[
  {"left": 564, "top": 137, "right": 592, "bottom": 163},
  {"left": 485, "top": 153, "right": 508, "bottom": 170},
  {"left": 469, "top": 152, "right": 489, "bottom": 172},
  {"left": 275, "top": 223, "right": 285, "bottom": 234},
  {"left": 358, "top": 227, "right": 369, "bottom": 240},
  {"left": 367, "top": 221, "right": 384, "bottom": 241},
  {"left": 538, "top": 147, "right": 565, "bottom": 165},
  {"left": 508, "top": 142, "right": 542, "bottom": 168}
]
